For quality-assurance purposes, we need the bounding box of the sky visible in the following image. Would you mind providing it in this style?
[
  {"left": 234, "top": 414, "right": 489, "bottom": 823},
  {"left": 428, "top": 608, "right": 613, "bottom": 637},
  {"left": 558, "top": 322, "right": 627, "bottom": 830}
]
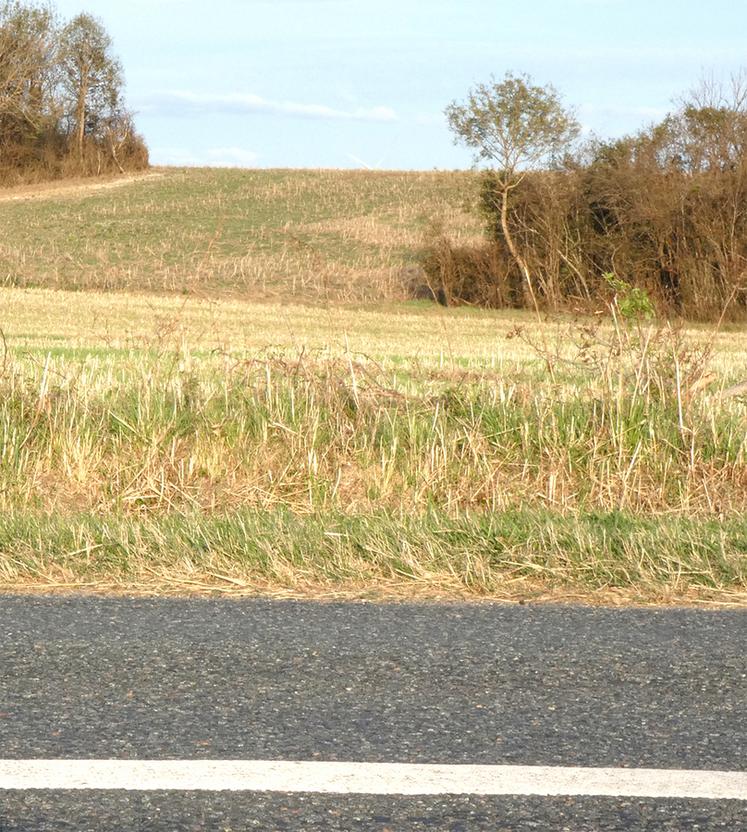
[{"left": 54, "top": 0, "right": 747, "bottom": 170}]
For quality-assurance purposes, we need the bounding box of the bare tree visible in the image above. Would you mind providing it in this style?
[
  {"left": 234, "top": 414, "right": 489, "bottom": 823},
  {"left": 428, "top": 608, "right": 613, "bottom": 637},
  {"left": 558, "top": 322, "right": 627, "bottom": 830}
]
[
  {"left": 102, "top": 106, "right": 134, "bottom": 173},
  {"left": 0, "top": 1, "right": 58, "bottom": 133},
  {"left": 445, "top": 73, "right": 580, "bottom": 304},
  {"left": 668, "top": 70, "right": 747, "bottom": 173}
]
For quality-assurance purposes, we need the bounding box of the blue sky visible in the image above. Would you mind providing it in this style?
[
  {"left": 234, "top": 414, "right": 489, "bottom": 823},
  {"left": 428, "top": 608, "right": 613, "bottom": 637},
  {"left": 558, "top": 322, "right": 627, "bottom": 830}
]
[{"left": 55, "top": 0, "right": 747, "bottom": 170}]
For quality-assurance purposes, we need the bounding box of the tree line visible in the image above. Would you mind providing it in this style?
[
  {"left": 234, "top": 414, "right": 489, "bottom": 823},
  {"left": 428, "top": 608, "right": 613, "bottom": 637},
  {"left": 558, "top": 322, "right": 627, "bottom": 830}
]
[
  {"left": 423, "top": 72, "right": 747, "bottom": 321},
  {"left": 0, "top": 0, "right": 147, "bottom": 183}
]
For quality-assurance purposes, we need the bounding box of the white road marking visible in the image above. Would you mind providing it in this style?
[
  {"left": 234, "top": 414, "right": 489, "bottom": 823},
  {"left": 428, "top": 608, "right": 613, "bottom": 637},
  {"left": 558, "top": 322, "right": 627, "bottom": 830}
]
[{"left": 0, "top": 761, "right": 745, "bottom": 799}]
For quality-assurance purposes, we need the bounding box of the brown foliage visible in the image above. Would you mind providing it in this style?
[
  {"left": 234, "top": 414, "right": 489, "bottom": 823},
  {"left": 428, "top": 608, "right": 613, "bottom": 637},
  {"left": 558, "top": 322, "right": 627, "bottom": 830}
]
[{"left": 425, "top": 86, "right": 747, "bottom": 321}]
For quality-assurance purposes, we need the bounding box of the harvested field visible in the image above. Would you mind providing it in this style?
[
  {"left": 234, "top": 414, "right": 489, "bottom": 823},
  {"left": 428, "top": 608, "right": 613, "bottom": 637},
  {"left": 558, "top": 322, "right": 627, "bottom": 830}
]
[{"left": 0, "top": 168, "right": 481, "bottom": 301}]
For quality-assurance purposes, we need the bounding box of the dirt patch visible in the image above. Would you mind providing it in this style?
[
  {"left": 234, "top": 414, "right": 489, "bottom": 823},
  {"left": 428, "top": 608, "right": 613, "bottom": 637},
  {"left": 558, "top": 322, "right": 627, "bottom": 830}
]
[
  {"left": 1, "top": 577, "right": 745, "bottom": 608},
  {"left": 0, "top": 170, "right": 165, "bottom": 203}
]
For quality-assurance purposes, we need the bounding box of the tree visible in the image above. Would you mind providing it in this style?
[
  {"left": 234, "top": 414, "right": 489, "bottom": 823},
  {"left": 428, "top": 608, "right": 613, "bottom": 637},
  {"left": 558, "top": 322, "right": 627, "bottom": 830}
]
[
  {"left": 0, "top": 1, "right": 58, "bottom": 134},
  {"left": 445, "top": 73, "right": 580, "bottom": 304},
  {"left": 663, "top": 71, "right": 747, "bottom": 174},
  {"left": 0, "top": 1, "right": 147, "bottom": 181},
  {"left": 58, "top": 12, "right": 122, "bottom": 159}
]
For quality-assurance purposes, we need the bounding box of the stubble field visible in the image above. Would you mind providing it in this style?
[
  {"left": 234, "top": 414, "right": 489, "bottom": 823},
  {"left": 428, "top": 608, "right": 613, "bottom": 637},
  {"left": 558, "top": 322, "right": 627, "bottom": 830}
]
[{"left": 0, "top": 167, "right": 480, "bottom": 300}]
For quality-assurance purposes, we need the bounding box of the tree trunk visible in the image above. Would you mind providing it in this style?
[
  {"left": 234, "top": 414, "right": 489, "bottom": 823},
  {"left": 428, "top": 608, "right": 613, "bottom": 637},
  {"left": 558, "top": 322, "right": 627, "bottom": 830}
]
[
  {"left": 75, "top": 68, "right": 88, "bottom": 158},
  {"left": 109, "top": 135, "right": 125, "bottom": 174},
  {"left": 500, "top": 184, "right": 538, "bottom": 310}
]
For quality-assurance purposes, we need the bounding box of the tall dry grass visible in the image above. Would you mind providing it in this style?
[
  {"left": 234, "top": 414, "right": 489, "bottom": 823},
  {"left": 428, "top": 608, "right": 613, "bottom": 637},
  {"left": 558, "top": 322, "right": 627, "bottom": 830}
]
[{"left": 1, "top": 318, "right": 744, "bottom": 520}]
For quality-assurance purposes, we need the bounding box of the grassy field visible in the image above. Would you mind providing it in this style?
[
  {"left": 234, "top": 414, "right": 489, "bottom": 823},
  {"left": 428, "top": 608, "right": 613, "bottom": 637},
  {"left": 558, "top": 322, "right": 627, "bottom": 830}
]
[
  {"left": 0, "top": 169, "right": 746, "bottom": 603},
  {"left": 0, "top": 167, "right": 481, "bottom": 301}
]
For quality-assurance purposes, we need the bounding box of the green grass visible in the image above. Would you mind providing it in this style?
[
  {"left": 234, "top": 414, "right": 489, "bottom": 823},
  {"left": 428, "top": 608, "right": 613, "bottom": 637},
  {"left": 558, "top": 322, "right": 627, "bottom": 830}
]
[{"left": 2, "top": 509, "right": 745, "bottom": 602}]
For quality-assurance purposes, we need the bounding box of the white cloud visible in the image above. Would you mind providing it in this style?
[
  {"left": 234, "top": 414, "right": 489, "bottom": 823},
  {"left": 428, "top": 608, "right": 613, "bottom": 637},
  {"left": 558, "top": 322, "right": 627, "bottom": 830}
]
[{"left": 139, "top": 91, "right": 397, "bottom": 123}]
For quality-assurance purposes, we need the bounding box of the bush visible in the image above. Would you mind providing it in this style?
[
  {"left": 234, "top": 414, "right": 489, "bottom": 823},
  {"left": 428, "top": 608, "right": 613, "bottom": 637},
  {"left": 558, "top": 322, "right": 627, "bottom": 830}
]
[{"left": 424, "top": 80, "right": 747, "bottom": 321}]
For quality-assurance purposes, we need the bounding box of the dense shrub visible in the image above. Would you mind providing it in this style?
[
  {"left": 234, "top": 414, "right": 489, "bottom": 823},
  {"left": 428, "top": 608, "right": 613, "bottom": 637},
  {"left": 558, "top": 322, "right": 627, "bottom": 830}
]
[{"left": 424, "top": 86, "right": 747, "bottom": 321}]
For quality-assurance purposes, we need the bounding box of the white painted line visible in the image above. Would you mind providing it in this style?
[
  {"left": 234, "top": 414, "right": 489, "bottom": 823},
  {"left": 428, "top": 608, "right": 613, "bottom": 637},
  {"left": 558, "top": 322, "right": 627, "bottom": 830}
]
[{"left": 0, "top": 761, "right": 745, "bottom": 799}]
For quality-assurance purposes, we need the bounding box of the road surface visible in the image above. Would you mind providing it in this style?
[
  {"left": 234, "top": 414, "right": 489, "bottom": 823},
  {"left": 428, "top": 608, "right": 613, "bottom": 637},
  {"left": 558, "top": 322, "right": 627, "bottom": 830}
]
[{"left": 0, "top": 595, "right": 745, "bottom": 830}]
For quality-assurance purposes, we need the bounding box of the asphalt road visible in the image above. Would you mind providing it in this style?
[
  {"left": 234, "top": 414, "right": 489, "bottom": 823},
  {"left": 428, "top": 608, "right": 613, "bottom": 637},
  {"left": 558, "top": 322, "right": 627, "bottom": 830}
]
[{"left": 0, "top": 595, "right": 745, "bottom": 830}]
